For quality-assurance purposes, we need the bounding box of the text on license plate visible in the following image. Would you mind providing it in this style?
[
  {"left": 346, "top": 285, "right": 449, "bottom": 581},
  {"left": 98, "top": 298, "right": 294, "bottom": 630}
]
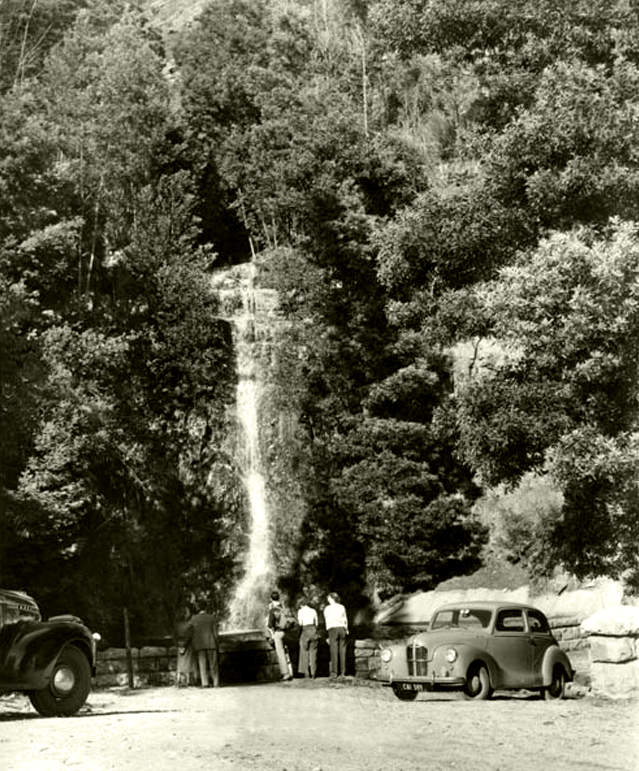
[{"left": 399, "top": 683, "right": 423, "bottom": 691}]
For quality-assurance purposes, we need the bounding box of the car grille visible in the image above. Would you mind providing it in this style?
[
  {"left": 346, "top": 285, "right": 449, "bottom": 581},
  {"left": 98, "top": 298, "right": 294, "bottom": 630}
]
[{"left": 407, "top": 644, "right": 428, "bottom": 676}]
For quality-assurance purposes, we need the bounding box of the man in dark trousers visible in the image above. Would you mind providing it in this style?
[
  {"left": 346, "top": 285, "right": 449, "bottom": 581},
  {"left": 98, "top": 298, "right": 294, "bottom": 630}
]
[
  {"left": 267, "top": 590, "right": 293, "bottom": 680},
  {"left": 324, "top": 592, "right": 348, "bottom": 679},
  {"left": 184, "top": 601, "right": 220, "bottom": 687}
]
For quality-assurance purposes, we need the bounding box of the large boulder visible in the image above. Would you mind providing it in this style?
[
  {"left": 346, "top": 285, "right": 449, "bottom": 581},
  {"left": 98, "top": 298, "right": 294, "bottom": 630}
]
[
  {"left": 590, "top": 636, "right": 635, "bottom": 664},
  {"left": 375, "top": 587, "right": 530, "bottom": 625},
  {"left": 581, "top": 605, "right": 639, "bottom": 636},
  {"left": 535, "top": 578, "right": 624, "bottom": 621},
  {"left": 588, "top": 659, "right": 639, "bottom": 698},
  {"left": 376, "top": 577, "right": 627, "bottom": 626},
  {"left": 581, "top": 605, "right": 639, "bottom": 698}
]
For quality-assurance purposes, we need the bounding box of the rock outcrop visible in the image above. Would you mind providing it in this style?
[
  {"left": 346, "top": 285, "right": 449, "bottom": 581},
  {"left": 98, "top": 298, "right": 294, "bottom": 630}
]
[{"left": 581, "top": 606, "right": 639, "bottom": 698}]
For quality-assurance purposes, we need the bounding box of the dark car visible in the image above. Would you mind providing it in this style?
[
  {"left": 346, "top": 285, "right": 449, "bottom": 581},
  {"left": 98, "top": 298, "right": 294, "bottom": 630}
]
[
  {"left": 378, "top": 601, "right": 573, "bottom": 701},
  {"left": 0, "top": 589, "right": 97, "bottom": 716}
]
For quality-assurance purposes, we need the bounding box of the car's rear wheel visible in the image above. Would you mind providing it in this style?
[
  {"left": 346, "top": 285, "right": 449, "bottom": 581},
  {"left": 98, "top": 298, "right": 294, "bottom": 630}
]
[
  {"left": 392, "top": 685, "right": 418, "bottom": 701},
  {"left": 29, "top": 645, "right": 91, "bottom": 717},
  {"left": 544, "top": 665, "right": 566, "bottom": 701},
  {"left": 463, "top": 663, "right": 493, "bottom": 700}
]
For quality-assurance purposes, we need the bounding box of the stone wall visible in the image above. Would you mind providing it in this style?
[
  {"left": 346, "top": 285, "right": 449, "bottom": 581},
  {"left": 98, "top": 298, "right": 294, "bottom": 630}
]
[
  {"left": 550, "top": 616, "right": 591, "bottom": 685},
  {"left": 94, "top": 631, "right": 280, "bottom": 688},
  {"left": 581, "top": 606, "right": 639, "bottom": 698}
]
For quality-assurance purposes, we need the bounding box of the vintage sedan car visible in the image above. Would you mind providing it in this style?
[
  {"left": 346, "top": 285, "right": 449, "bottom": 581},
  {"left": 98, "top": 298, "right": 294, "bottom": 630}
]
[
  {"left": 0, "top": 588, "right": 98, "bottom": 716},
  {"left": 378, "top": 601, "right": 573, "bottom": 701}
]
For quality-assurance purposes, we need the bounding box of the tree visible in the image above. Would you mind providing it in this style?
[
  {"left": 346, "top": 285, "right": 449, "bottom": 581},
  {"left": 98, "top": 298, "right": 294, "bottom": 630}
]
[
  {"left": 0, "top": 5, "right": 240, "bottom": 638},
  {"left": 39, "top": 5, "right": 171, "bottom": 308},
  {"left": 10, "top": 175, "right": 238, "bottom": 638},
  {"left": 172, "top": 0, "right": 314, "bottom": 262},
  {"left": 454, "top": 221, "right": 639, "bottom": 581},
  {"left": 369, "top": 0, "right": 639, "bottom": 128},
  {"left": 487, "top": 60, "right": 639, "bottom": 229},
  {"left": 331, "top": 413, "right": 484, "bottom": 598},
  {"left": 0, "top": 0, "right": 85, "bottom": 93}
]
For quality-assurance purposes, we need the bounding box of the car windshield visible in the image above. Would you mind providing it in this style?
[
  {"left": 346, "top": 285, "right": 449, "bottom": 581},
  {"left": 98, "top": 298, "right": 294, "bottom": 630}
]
[{"left": 431, "top": 607, "right": 492, "bottom": 630}]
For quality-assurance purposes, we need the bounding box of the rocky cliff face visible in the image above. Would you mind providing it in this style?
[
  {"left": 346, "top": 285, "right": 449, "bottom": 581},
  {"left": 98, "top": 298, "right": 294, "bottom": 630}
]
[{"left": 146, "top": 0, "right": 210, "bottom": 32}]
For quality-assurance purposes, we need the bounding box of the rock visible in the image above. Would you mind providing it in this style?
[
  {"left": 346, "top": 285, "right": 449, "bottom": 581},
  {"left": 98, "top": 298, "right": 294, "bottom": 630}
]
[
  {"left": 590, "top": 636, "right": 635, "bottom": 664},
  {"left": 100, "top": 647, "right": 138, "bottom": 660},
  {"left": 590, "top": 660, "right": 639, "bottom": 698},
  {"left": 376, "top": 575, "right": 630, "bottom": 626},
  {"left": 376, "top": 587, "right": 530, "bottom": 624},
  {"left": 535, "top": 578, "right": 624, "bottom": 620},
  {"left": 139, "top": 646, "right": 169, "bottom": 658},
  {"left": 581, "top": 605, "right": 639, "bottom": 636}
]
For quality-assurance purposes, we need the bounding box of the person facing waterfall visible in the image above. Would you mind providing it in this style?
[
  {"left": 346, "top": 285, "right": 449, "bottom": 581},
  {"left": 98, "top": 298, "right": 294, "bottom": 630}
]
[
  {"left": 184, "top": 601, "right": 220, "bottom": 688},
  {"left": 296, "top": 598, "right": 319, "bottom": 679},
  {"left": 324, "top": 592, "right": 349, "bottom": 679},
  {"left": 267, "top": 591, "right": 293, "bottom": 680}
]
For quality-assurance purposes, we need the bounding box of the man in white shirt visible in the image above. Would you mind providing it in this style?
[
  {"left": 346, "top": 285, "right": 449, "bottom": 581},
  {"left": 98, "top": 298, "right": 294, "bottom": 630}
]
[
  {"left": 297, "top": 599, "right": 319, "bottom": 678},
  {"left": 323, "top": 592, "right": 348, "bottom": 678}
]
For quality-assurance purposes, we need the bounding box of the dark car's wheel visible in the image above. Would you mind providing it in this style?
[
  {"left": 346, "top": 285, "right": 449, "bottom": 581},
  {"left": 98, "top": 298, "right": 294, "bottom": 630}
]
[
  {"left": 463, "top": 664, "right": 493, "bottom": 701},
  {"left": 544, "top": 665, "right": 566, "bottom": 701},
  {"left": 392, "top": 685, "right": 419, "bottom": 701},
  {"left": 29, "top": 645, "right": 91, "bottom": 717}
]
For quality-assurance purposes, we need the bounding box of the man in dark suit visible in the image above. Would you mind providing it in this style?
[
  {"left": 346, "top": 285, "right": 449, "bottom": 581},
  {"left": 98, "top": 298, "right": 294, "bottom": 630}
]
[{"left": 184, "top": 602, "right": 220, "bottom": 687}]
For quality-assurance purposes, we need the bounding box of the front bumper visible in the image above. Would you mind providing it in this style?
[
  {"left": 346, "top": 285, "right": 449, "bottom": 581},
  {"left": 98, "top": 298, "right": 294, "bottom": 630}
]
[{"left": 383, "top": 674, "right": 466, "bottom": 690}]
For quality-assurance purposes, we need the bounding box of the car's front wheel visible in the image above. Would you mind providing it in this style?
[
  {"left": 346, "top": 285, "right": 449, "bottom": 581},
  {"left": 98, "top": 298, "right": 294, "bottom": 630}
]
[
  {"left": 463, "top": 663, "right": 493, "bottom": 700},
  {"left": 544, "top": 665, "right": 566, "bottom": 701},
  {"left": 391, "top": 685, "right": 418, "bottom": 701},
  {"left": 29, "top": 645, "right": 91, "bottom": 717}
]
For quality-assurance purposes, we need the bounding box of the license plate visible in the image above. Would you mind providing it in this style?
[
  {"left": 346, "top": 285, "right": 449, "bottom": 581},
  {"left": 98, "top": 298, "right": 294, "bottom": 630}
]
[{"left": 399, "top": 682, "right": 422, "bottom": 692}]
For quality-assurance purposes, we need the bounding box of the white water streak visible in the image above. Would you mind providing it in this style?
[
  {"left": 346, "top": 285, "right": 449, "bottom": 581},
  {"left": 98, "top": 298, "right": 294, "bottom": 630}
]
[{"left": 227, "top": 263, "right": 273, "bottom": 628}]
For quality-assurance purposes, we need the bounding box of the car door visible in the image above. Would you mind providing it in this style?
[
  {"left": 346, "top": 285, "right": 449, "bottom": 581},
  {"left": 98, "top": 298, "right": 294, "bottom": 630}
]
[
  {"left": 488, "top": 608, "right": 532, "bottom": 687},
  {"left": 526, "top": 608, "right": 554, "bottom": 686}
]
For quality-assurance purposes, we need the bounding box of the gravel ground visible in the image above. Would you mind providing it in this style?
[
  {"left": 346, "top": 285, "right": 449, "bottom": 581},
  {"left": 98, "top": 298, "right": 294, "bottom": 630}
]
[{"left": 1, "top": 679, "right": 637, "bottom": 771}]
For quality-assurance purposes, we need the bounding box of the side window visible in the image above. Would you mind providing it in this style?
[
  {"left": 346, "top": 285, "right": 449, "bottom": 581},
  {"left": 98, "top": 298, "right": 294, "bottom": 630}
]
[
  {"left": 527, "top": 609, "right": 549, "bottom": 633},
  {"left": 496, "top": 609, "right": 525, "bottom": 632}
]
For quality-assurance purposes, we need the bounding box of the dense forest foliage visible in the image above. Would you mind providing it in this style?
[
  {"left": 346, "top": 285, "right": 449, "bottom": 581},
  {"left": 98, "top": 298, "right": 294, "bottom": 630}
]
[{"left": 1, "top": 0, "right": 638, "bottom": 640}]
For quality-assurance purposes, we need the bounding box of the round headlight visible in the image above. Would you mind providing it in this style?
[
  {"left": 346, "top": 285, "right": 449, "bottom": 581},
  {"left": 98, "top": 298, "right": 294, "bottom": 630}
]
[
  {"left": 445, "top": 648, "right": 457, "bottom": 663},
  {"left": 380, "top": 648, "right": 393, "bottom": 664}
]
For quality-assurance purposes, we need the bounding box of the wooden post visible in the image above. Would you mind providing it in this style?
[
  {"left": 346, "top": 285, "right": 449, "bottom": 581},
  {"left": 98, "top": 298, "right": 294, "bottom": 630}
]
[{"left": 123, "top": 606, "right": 134, "bottom": 689}]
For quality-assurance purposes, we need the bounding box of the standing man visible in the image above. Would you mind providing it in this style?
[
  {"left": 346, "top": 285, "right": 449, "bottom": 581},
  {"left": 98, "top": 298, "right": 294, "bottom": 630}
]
[
  {"left": 267, "top": 590, "right": 293, "bottom": 681},
  {"left": 185, "top": 601, "right": 220, "bottom": 688},
  {"left": 297, "top": 598, "right": 319, "bottom": 678},
  {"left": 323, "top": 592, "right": 348, "bottom": 679}
]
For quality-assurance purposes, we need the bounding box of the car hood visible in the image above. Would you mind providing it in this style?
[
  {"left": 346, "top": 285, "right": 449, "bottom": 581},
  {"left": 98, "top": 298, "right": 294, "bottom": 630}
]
[
  {"left": 0, "top": 589, "right": 40, "bottom": 621},
  {"left": 406, "top": 628, "right": 489, "bottom": 647}
]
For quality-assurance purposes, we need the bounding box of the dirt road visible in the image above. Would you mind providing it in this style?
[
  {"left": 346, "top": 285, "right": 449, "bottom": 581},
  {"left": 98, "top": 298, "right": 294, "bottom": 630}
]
[{"left": 1, "top": 680, "right": 637, "bottom": 771}]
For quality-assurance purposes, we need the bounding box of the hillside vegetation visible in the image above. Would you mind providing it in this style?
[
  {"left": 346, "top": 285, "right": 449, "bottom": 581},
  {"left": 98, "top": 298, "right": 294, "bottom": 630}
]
[{"left": 1, "top": 0, "right": 638, "bottom": 640}]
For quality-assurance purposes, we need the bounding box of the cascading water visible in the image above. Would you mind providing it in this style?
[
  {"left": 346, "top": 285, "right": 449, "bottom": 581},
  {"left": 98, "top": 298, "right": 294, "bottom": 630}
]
[{"left": 226, "top": 261, "right": 273, "bottom": 629}]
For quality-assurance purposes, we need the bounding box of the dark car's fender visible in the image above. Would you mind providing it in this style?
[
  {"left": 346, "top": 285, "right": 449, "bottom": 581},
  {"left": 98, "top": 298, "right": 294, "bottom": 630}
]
[
  {"left": 0, "top": 619, "right": 94, "bottom": 690},
  {"left": 541, "top": 646, "right": 574, "bottom": 685}
]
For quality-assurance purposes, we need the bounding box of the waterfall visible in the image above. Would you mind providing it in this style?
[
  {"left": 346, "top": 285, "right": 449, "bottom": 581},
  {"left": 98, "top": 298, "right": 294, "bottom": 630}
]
[{"left": 226, "top": 261, "right": 273, "bottom": 629}]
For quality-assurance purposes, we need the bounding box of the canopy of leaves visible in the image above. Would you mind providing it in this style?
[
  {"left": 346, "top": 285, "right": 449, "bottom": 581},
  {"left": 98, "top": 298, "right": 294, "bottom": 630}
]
[
  {"left": 4, "top": 0, "right": 639, "bottom": 635},
  {"left": 0, "top": 3, "right": 239, "bottom": 640},
  {"left": 455, "top": 222, "right": 639, "bottom": 581}
]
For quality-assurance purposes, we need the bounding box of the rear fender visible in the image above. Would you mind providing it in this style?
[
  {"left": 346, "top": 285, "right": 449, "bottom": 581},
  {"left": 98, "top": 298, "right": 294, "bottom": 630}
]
[{"left": 542, "top": 647, "right": 574, "bottom": 685}]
